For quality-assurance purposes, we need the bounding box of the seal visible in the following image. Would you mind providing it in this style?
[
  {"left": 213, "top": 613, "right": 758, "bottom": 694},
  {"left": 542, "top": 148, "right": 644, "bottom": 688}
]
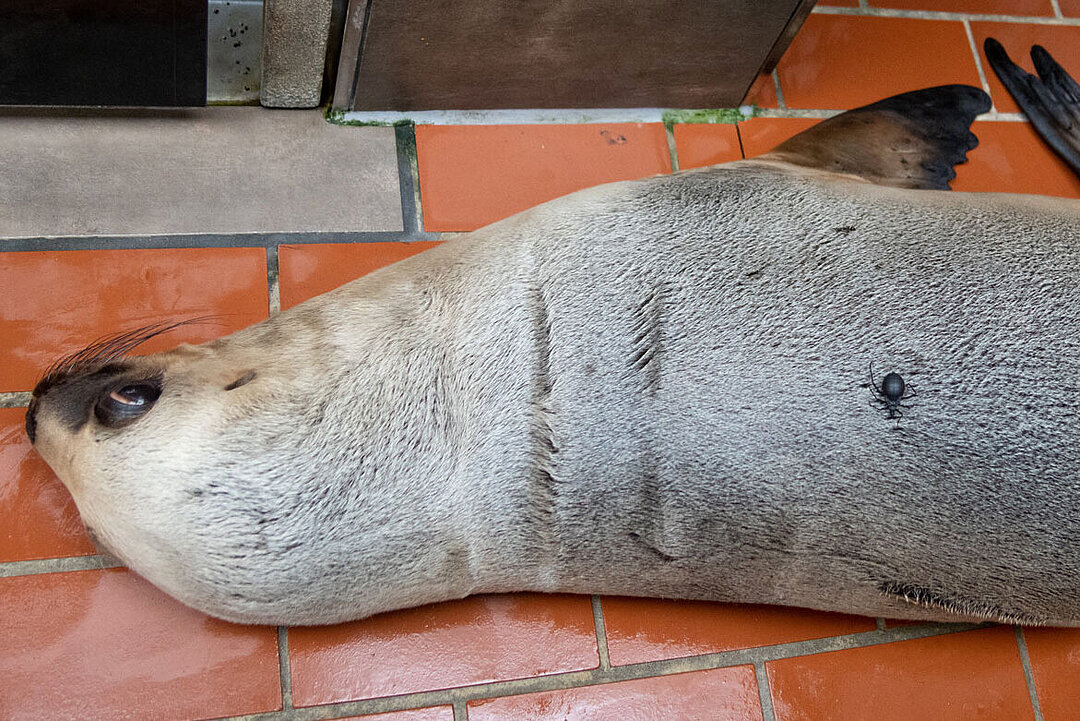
[{"left": 25, "top": 82, "right": 1080, "bottom": 627}]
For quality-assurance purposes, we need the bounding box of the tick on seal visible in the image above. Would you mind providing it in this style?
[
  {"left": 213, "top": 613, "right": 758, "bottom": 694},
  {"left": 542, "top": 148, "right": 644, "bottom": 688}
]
[{"left": 868, "top": 363, "right": 917, "bottom": 422}]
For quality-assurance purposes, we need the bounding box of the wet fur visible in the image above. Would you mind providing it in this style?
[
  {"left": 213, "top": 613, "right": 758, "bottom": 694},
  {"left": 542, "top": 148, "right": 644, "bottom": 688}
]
[{"left": 27, "top": 88, "right": 1080, "bottom": 626}]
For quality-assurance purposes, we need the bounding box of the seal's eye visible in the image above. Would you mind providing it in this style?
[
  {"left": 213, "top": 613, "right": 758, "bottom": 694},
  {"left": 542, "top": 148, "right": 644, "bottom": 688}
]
[{"left": 95, "top": 381, "right": 162, "bottom": 428}]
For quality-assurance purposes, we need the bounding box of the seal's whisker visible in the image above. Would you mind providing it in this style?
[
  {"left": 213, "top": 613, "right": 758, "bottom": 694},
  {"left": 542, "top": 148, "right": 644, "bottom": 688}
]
[
  {"left": 47, "top": 323, "right": 171, "bottom": 378},
  {"left": 56, "top": 324, "right": 168, "bottom": 373},
  {"left": 36, "top": 316, "right": 220, "bottom": 391}
]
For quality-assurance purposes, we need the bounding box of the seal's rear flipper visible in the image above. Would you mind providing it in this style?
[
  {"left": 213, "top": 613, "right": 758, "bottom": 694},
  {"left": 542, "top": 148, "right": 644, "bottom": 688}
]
[
  {"left": 984, "top": 38, "right": 1080, "bottom": 176},
  {"left": 758, "top": 85, "right": 991, "bottom": 190}
]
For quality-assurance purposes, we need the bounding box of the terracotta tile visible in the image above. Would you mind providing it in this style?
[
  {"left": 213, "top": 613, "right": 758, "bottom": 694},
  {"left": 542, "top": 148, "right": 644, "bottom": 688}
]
[
  {"left": 467, "top": 666, "right": 763, "bottom": 721},
  {"left": 743, "top": 73, "right": 779, "bottom": 109},
  {"left": 776, "top": 15, "right": 981, "bottom": 109},
  {"left": 955, "top": 121, "right": 1080, "bottom": 196},
  {"left": 334, "top": 708, "right": 455, "bottom": 721},
  {"left": 672, "top": 124, "right": 744, "bottom": 170},
  {"left": 278, "top": 241, "right": 441, "bottom": 310},
  {"left": 766, "top": 627, "right": 1035, "bottom": 721},
  {"left": 816, "top": 0, "right": 860, "bottom": 6},
  {"left": 0, "top": 247, "right": 268, "bottom": 393},
  {"left": 415, "top": 124, "right": 672, "bottom": 232},
  {"left": 289, "top": 593, "right": 599, "bottom": 706},
  {"left": 737, "top": 117, "right": 821, "bottom": 159},
  {"left": 602, "top": 598, "right": 875, "bottom": 666},
  {"left": 868, "top": 0, "right": 1053, "bottom": 13},
  {"left": 0, "top": 407, "right": 95, "bottom": 562},
  {"left": 0, "top": 568, "right": 281, "bottom": 719},
  {"left": 1062, "top": 0, "right": 1080, "bottom": 16},
  {"left": 1021, "top": 627, "right": 1080, "bottom": 721},
  {"left": 969, "top": 23, "right": 1080, "bottom": 114}
]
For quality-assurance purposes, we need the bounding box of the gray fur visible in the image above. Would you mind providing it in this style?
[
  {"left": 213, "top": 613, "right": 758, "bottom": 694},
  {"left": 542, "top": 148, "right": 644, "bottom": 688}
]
[{"left": 29, "top": 159, "right": 1080, "bottom": 626}]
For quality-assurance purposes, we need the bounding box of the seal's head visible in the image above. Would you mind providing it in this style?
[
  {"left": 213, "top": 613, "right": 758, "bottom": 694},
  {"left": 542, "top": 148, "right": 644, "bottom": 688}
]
[
  {"left": 24, "top": 287, "right": 483, "bottom": 626},
  {"left": 23, "top": 320, "right": 313, "bottom": 620},
  {"left": 27, "top": 322, "right": 192, "bottom": 487},
  {"left": 26, "top": 320, "right": 265, "bottom": 536}
]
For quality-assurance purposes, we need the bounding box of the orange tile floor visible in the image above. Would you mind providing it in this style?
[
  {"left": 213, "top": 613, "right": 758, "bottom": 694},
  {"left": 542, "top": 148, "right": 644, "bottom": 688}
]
[{"left": 3, "top": 2, "right": 1080, "bottom": 720}]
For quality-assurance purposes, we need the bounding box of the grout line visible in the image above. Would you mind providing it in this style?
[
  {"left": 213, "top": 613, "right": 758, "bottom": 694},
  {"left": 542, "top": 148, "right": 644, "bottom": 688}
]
[
  {"left": 0, "top": 392, "right": 32, "bottom": 408},
  {"left": 875, "top": 617, "right": 887, "bottom": 631},
  {"left": 963, "top": 19, "right": 995, "bottom": 104},
  {"left": 340, "top": 107, "right": 667, "bottom": 126},
  {"left": 811, "top": 5, "right": 1080, "bottom": 24},
  {"left": 395, "top": 123, "right": 429, "bottom": 236},
  {"left": 735, "top": 123, "right": 747, "bottom": 160},
  {"left": 753, "top": 107, "right": 1026, "bottom": 122},
  {"left": 0, "top": 554, "right": 123, "bottom": 578},
  {"left": 754, "top": 662, "right": 777, "bottom": 721},
  {"left": 1050, "top": 0, "right": 1064, "bottom": 18},
  {"left": 452, "top": 699, "right": 468, "bottom": 721},
  {"left": 754, "top": 108, "right": 839, "bottom": 119},
  {"left": 277, "top": 627, "right": 294, "bottom": 711},
  {"left": 976, "top": 111, "right": 1028, "bottom": 121},
  {"left": 664, "top": 124, "right": 680, "bottom": 172},
  {"left": 591, "top": 596, "right": 612, "bottom": 670},
  {"left": 771, "top": 69, "right": 787, "bottom": 111},
  {"left": 0, "top": 230, "right": 432, "bottom": 253},
  {"left": 216, "top": 621, "right": 990, "bottom": 720},
  {"left": 858, "top": 0, "right": 869, "bottom": 8},
  {"left": 1015, "top": 627, "right": 1046, "bottom": 721},
  {"left": 266, "top": 246, "right": 281, "bottom": 316}
]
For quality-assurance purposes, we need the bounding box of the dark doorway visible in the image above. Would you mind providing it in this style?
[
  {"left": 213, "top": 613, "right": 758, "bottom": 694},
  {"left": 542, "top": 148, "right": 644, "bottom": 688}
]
[{"left": 0, "top": 0, "right": 206, "bottom": 106}]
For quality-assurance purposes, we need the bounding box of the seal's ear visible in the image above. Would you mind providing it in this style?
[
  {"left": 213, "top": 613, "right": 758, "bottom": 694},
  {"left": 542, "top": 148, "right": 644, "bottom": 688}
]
[
  {"left": 758, "top": 85, "right": 991, "bottom": 190},
  {"left": 984, "top": 38, "right": 1080, "bottom": 175}
]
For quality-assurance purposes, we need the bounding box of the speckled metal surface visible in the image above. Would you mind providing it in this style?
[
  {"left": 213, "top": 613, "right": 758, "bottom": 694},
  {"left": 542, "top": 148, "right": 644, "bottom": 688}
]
[{"left": 207, "top": 0, "right": 263, "bottom": 104}]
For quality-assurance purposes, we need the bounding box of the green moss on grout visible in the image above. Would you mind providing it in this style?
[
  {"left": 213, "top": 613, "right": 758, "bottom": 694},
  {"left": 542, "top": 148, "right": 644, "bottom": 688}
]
[
  {"left": 662, "top": 107, "right": 758, "bottom": 130},
  {"left": 396, "top": 126, "right": 418, "bottom": 162},
  {"left": 323, "top": 107, "right": 415, "bottom": 127}
]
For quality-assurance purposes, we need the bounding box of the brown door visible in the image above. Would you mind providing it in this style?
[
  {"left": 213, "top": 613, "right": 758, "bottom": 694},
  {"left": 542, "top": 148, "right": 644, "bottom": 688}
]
[{"left": 336, "top": 0, "right": 815, "bottom": 111}]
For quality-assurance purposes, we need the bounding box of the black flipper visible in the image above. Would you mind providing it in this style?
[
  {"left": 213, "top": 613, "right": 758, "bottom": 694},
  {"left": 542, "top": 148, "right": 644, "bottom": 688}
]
[
  {"left": 984, "top": 37, "right": 1080, "bottom": 175},
  {"left": 759, "top": 85, "right": 991, "bottom": 190}
]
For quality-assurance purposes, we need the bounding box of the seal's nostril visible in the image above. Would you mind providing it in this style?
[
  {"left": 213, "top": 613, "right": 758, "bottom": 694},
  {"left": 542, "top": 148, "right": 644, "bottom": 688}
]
[{"left": 25, "top": 401, "right": 37, "bottom": 445}]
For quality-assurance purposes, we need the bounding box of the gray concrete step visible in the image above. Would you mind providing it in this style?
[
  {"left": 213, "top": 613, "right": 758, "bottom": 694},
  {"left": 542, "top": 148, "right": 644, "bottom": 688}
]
[{"left": 0, "top": 108, "right": 402, "bottom": 240}]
